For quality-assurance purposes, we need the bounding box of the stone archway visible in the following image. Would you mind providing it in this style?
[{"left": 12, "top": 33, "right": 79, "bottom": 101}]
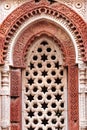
[
  {"left": 0, "top": 0, "right": 87, "bottom": 64},
  {"left": 10, "top": 20, "right": 78, "bottom": 130},
  {"left": 0, "top": 0, "right": 87, "bottom": 130}
]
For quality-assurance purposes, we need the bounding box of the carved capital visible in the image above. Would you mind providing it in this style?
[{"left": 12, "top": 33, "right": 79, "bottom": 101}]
[{"left": 1, "top": 70, "right": 9, "bottom": 88}]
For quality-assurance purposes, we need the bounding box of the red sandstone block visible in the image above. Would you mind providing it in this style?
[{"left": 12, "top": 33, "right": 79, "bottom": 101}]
[
  {"left": 11, "top": 98, "right": 21, "bottom": 122},
  {"left": 68, "top": 65, "right": 79, "bottom": 130},
  {"left": 11, "top": 123, "right": 20, "bottom": 130},
  {"left": 10, "top": 69, "right": 21, "bottom": 97},
  {"left": 0, "top": 38, "right": 5, "bottom": 64}
]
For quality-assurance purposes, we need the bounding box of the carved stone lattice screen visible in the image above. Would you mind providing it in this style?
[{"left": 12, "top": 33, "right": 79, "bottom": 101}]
[{"left": 22, "top": 39, "right": 67, "bottom": 130}]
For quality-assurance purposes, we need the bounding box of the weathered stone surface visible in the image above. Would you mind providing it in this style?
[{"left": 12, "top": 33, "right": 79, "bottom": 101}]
[
  {"left": 10, "top": 69, "right": 21, "bottom": 97},
  {"left": 11, "top": 123, "right": 20, "bottom": 130},
  {"left": 10, "top": 98, "right": 21, "bottom": 122},
  {"left": 68, "top": 65, "right": 79, "bottom": 130}
]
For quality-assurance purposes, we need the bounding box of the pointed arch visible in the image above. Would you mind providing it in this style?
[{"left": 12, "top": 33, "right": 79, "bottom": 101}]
[
  {"left": 0, "top": 1, "right": 83, "bottom": 130},
  {"left": 0, "top": 0, "right": 87, "bottom": 64}
]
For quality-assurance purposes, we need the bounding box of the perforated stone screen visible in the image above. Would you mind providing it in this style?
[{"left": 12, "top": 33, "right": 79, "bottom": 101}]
[{"left": 22, "top": 38, "right": 67, "bottom": 130}]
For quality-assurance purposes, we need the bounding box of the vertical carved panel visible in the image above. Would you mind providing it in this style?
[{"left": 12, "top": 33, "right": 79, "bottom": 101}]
[
  {"left": 10, "top": 69, "right": 21, "bottom": 97},
  {"left": 68, "top": 65, "right": 79, "bottom": 130},
  {"left": 10, "top": 69, "right": 22, "bottom": 130}
]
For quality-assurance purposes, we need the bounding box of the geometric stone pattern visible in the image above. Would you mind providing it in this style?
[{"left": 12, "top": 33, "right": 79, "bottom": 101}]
[
  {"left": 24, "top": 40, "right": 67, "bottom": 130},
  {"left": 69, "top": 66, "right": 78, "bottom": 122}
]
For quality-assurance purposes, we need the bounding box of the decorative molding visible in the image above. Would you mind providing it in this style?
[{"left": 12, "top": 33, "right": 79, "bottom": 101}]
[
  {"left": 1, "top": 70, "right": 9, "bottom": 88},
  {"left": 10, "top": 69, "right": 21, "bottom": 97},
  {"left": 68, "top": 65, "right": 79, "bottom": 129},
  {"left": 79, "top": 63, "right": 87, "bottom": 129},
  {"left": 13, "top": 28, "right": 75, "bottom": 67},
  {"left": 0, "top": 0, "right": 86, "bottom": 23},
  {"left": 0, "top": 0, "right": 87, "bottom": 65},
  {"left": 10, "top": 69, "right": 21, "bottom": 130},
  {"left": 79, "top": 64, "right": 87, "bottom": 93},
  {"left": 0, "top": 70, "right": 10, "bottom": 129}
]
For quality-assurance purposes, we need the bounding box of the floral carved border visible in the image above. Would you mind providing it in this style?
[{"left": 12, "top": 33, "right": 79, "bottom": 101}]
[{"left": 0, "top": 0, "right": 87, "bottom": 64}]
